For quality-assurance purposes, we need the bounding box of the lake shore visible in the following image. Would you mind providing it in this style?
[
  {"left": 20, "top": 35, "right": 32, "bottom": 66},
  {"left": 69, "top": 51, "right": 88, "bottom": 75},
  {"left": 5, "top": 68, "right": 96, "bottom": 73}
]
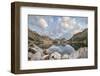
[{"left": 28, "top": 44, "right": 88, "bottom": 60}]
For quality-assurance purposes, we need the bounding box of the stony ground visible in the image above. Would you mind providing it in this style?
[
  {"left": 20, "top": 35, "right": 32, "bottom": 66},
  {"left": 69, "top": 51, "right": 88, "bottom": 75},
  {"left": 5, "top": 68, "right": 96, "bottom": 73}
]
[{"left": 28, "top": 44, "right": 88, "bottom": 60}]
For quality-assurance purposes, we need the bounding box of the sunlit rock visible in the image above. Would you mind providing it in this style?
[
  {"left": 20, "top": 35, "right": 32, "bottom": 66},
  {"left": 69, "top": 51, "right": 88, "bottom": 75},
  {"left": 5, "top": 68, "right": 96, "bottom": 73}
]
[
  {"left": 42, "top": 55, "right": 49, "bottom": 60},
  {"left": 50, "top": 52, "right": 61, "bottom": 60},
  {"left": 78, "top": 47, "right": 88, "bottom": 58},
  {"left": 69, "top": 47, "right": 88, "bottom": 59},
  {"left": 28, "top": 47, "right": 42, "bottom": 60},
  {"left": 62, "top": 54, "right": 69, "bottom": 59}
]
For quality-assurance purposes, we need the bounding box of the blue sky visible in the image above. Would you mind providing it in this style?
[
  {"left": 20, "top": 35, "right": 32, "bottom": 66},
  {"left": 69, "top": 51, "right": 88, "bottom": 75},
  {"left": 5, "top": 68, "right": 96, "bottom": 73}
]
[{"left": 28, "top": 15, "right": 88, "bottom": 40}]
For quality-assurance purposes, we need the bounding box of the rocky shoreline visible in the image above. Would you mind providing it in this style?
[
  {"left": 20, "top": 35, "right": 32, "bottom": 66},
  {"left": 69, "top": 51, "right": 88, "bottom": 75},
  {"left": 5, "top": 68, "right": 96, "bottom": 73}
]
[{"left": 28, "top": 44, "right": 88, "bottom": 60}]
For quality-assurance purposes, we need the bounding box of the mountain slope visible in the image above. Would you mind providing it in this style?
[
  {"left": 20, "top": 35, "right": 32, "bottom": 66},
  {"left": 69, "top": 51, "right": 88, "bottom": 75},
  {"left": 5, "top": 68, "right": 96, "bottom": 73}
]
[
  {"left": 69, "top": 29, "right": 88, "bottom": 42},
  {"left": 28, "top": 29, "right": 53, "bottom": 49},
  {"left": 67, "top": 29, "right": 88, "bottom": 50}
]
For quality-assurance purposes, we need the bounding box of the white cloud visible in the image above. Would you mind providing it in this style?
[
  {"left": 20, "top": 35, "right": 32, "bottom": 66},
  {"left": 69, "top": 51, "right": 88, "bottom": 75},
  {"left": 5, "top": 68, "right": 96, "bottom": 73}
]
[
  {"left": 29, "top": 15, "right": 87, "bottom": 40},
  {"left": 61, "top": 17, "right": 71, "bottom": 28},
  {"left": 61, "top": 17, "right": 76, "bottom": 30},
  {"left": 39, "top": 18, "right": 48, "bottom": 29},
  {"left": 61, "top": 22, "right": 69, "bottom": 28},
  {"left": 62, "top": 17, "right": 70, "bottom": 22},
  {"left": 60, "top": 17, "right": 83, "bottom": 35}
]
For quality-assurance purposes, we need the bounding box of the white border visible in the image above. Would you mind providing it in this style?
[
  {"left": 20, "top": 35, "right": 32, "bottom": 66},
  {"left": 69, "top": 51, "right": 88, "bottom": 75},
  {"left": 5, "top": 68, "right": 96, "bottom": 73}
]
[{"left": 20, "top": 7, "right": 95, "bottom": 70}]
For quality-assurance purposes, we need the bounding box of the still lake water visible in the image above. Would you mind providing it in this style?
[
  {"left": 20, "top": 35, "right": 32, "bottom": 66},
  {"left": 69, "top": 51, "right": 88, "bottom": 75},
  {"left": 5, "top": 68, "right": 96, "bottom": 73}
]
[{"left": 48, "top": 44, "right": 75, "bottom": 55}]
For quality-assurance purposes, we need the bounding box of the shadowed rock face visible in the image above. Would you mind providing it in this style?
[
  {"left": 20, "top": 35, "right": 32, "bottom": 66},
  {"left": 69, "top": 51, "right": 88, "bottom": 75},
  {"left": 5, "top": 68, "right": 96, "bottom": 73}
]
[{"left": 28, "top": 48, "right": 36, "bottom": 54}]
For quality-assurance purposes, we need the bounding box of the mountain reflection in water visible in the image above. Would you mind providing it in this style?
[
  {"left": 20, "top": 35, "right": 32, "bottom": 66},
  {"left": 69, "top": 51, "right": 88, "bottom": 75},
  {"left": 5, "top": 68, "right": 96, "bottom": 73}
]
[{"left": 48, "top": 44, "right": 75, "bottom": 55}]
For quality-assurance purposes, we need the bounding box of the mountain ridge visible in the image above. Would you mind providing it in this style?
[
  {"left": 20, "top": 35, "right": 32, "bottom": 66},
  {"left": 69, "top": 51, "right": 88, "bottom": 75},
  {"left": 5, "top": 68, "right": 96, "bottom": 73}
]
[{"left": 28, "top": 28, "right": 88, "bottom": 49}]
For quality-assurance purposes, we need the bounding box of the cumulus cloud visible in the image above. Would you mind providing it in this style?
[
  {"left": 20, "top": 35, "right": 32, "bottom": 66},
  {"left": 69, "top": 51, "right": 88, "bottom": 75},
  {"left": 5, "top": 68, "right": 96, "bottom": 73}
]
[
  {"left": 61, "top": 17, "right": 71, "bottom": 28},
  {"left": 60, "top": 17, "right": 84, "bottom": 35},
  {"left": 61, "top": 17, "right": 77, "bottom": 30},
  {"left": 28, "top": 15, "right": 87, "bottom": 39},
  {"left": 39, "top": 18, "right": 48, "bottom": 29}
]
